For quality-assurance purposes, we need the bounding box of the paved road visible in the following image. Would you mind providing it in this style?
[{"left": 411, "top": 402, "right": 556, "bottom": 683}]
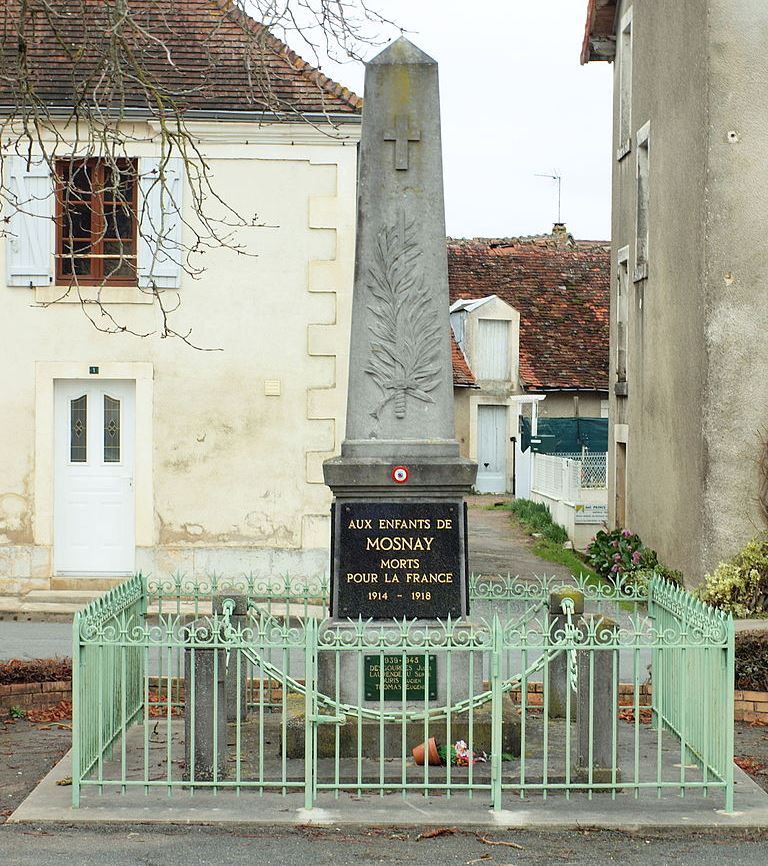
[
  {"left": 0, "top": 620, "right": 72, "bottom": 660},
  {"left": 1, "top": 826, "right": 768, "bottom": 866},
  {"left": 466, "top": 495, "right": 573, "bottom": 581}
]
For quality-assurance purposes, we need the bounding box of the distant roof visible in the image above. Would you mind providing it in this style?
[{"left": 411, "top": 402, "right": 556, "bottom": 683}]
[
  {"left": 0, "top": 0, "right": 362, "bottom": 117},
  {"left": 581, "top": 0, "right": 618, "bottom": 64},
  {"left": 447, "top": 232, "right": 610, "bottom": 393},
  {"left": 451, "top": 334, "right": 478, "bottom": 388}
]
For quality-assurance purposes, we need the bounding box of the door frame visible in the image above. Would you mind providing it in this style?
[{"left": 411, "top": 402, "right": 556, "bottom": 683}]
[
  {"left": 34, "top": 362, "right": 154, "bottom": 555},
  {"left": 474, "top": 402, "right": 510, "bottom": 494}
]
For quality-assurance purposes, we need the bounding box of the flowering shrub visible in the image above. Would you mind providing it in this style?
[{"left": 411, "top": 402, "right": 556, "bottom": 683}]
[
  {"left": 586, "top": 528, "right": 659, "bottom": 582},
  {"left": 700, "top": 534, "right": 768, "bottom": 618}
]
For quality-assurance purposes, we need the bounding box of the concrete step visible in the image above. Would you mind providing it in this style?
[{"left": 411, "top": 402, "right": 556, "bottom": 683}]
[
  {"left": 50, "top": 576, "right": 127, "bottom": 592},
  {"left": 23, "top": 589, "right": 106, "bottom": 606},
  {"left": 0, "top": 595, "right": 78, "bottom": 621}
]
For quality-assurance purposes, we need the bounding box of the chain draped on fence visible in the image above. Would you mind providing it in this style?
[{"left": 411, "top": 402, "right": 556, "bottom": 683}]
[{"left": 71, "top": 572, "right": 734, "bottom": 811}]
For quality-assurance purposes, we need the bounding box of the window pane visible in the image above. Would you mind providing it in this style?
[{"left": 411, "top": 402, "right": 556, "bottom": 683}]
[
  {"left": 104, "top": 206, "right": 133, "bottom": 239},
  {"left": 66, "top": 163, "right": 93, "bottom": 196},
  {"left": 61, "top": 239, "right": 93, "bottom": 276},
  {"left": 70, "top": 395, "right": 87, "bottom": 463},
  {"left": 103, "top": 164, "right": 134, "bottom": 200},
  {"left": 103, "top": 258, "right": 136, "bottom": 279},
  {"left": 62, "top": 203, "right": 92, "bottom": 239},
  {"left": 104, "top": 396, "right": 120, "bottom": 463}
]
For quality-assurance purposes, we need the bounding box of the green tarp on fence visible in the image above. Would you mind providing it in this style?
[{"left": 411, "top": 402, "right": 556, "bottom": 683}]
[{"left": 519, "top": 415, "right": 608, "bottom": 454}]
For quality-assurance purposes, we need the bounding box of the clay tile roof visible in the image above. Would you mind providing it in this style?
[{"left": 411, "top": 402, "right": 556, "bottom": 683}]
[
  {"left": 0, "top": 0, "right": 361, "bottom": 116},
  {"left": 447, "top": 233, "right": 610, "bottom": 392},
  {"left": 581, "top": 0, "right": 618, "bottom": 64},
  {"left": 451, "top": 333, "right": 477, "bottom": 388}
]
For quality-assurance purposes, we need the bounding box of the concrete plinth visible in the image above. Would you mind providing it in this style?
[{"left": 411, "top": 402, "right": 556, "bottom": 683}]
[
  {"left": 184, "top": 638, "right": 228, "bottom": 782},
  {"left": 576, "top": 615, "right": 621, "bottom": 783}
]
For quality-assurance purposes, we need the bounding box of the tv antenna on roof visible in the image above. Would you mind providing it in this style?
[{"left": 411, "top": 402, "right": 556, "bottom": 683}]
[{"left": 535, "top": 170, "right": 562, "bottom": 223}]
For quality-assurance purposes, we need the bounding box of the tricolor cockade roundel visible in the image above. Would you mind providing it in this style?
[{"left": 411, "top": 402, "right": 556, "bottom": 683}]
[{"left": 391, "top": 465, "right": 409, "bottom": 484}]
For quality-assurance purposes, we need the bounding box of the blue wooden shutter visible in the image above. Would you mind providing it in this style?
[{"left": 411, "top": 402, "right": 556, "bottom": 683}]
[
  {"left": 137, "top": 156, "right": 183, "bottom": 289},
  {"left": 5, "top": 155, "right": 54, "bottom": 287}
]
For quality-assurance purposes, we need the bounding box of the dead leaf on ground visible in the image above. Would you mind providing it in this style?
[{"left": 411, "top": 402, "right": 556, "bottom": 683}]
[
  {"left": 26, "top": 701, "right": 72, "bottom": 723},
  {"left": 56, "top": 777, "right": 72, "bottom": 786},
  {"left": 476, "top": 835, "right": 524, "bottom": 850},
  {"left": 417, "top": 826, "right": 458, "bottom": 840},
  {"left": 735, "top": 756, "right": 768, "bottom": 774}
]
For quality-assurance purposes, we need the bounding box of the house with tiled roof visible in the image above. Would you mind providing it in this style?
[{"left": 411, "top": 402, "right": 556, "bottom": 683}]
[
  {"left": 447, "top": 226, "right": 610, "bottom": 494},
  {"left": 582, "top": 0, "right": 768, "bottom": 583},
  {"left": 0, "top": 0, "right": 361, "bottom": 610}
]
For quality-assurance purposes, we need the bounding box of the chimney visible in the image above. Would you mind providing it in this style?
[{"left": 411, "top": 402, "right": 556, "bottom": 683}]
[{"left": 552, "top": 222, "right": 571, "bottom": 247}]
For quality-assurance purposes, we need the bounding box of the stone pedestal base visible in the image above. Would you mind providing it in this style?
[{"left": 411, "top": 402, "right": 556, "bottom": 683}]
[
  {"left": 270, "top": 694, "right": 521, "bottom": 760},
  {"left": 184, "top": 644, "right": 228, "bottom": 782},
  {"left": 317, "top": 619, "right": 484, "bottom": 709}
]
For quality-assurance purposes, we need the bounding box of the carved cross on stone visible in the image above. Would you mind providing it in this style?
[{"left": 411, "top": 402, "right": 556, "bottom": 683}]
[{"left": 384, "top": 115, "right": 421, "bottom": 170}]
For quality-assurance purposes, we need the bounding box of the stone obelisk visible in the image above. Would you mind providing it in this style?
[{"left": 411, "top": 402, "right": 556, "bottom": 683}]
[{"left": 323, "top": 38, "right": 477, "bottom": 620}]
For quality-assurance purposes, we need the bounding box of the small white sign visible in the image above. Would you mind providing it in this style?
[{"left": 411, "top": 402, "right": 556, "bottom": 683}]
[{"left": 574, "top": 503, "right": 608, "bottom": 524}]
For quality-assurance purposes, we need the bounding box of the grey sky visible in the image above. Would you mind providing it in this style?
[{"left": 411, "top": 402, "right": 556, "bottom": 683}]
[{"left": 316, "top": 1, "right": 613, "bottom": 241}]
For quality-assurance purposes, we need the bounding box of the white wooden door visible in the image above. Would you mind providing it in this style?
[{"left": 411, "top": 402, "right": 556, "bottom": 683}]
[
  {"left": 54, "top": 380, "right": 135, "bottom": 575},
  {"left": 476, "top": 405, "right": 508, "bottom": 493}
]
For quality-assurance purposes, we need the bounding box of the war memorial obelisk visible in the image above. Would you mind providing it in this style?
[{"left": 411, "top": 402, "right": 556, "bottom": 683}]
[{"left": 323, "top": 38, "right": 477, "bottom": 620}]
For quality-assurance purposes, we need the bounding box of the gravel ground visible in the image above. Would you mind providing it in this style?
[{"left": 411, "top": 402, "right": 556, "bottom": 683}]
[{"left": 0, "top": 716, "right": 71, "bottom": 822}]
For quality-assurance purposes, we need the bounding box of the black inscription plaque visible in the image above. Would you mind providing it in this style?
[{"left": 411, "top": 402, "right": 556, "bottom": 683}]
[
  {"left": 333, "top": 501, "right": 464, "bottom": 619},
  {"left": 364, "top": 654, "right": 438, "bottom": 701}
]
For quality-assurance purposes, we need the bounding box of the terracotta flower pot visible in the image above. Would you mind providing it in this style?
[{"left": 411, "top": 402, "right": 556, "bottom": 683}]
[{"left": 412, "top": 737, "right": 441, "bottom": 766}]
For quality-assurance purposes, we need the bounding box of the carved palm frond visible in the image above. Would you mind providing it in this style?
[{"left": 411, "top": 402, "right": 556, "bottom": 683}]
[{"left": 365, "top": 212, "right": 443, "bottom": 420}]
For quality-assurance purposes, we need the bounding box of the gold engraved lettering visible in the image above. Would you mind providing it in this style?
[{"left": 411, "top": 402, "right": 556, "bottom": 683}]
[
  {"left": 405, "top": 573, "right": 453, "bottom": 584},
  {"left": 380, "top": 558, "right": 420, "bottom": 569},
  {"left": 366, "top": 537, "right": 434, "bottom": 552},
  {"left": 378, "top": 518, "right": 432, "bottom": 530},
  {"left": 346, "top": 573, "right": 379, "bottom": 583},
  {"left": 347, "top": 518, "right": 372, "bottom": 530}
]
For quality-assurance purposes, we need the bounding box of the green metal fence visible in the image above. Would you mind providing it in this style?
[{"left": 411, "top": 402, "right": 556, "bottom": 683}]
[{"left": 71, "top": 572, "right": 734, "bottom": 811}]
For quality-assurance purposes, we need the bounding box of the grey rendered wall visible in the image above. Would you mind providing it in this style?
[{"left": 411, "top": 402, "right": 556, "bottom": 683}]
[
  {"left": 701, "top": 0, "right": 768, "bottom": 575},
  {"left": 608, "top": 0, "right": 709, "bottom": 581},
  {"left": 537, "top": 392, "right": 606, "bottom": 419}
]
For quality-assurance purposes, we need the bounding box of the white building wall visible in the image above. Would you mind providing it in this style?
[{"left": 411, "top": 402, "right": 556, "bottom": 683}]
[{"left": 0, "top": 120, "right": 359, "bottom": 594}]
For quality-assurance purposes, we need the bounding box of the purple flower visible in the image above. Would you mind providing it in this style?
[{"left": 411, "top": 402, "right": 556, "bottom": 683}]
[
  {"left": 632, "top": 551, "right": 642, "bottom": 564},
  {"left": 612, "top": 540, "right": 619, "bottom": 548},
  {"left": 613, "top": 553, "right": 621, "bottom": 561},
  {"left": 611, "top": 564, "right": 619, "bottom": 573},
  {"left": 622, "top": 528, "right": 632, "bottom": 538}
]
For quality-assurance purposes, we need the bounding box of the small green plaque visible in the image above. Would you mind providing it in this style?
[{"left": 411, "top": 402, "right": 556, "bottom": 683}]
[{"left": 363, "top": 654, "right": 438, "bottom": 701}]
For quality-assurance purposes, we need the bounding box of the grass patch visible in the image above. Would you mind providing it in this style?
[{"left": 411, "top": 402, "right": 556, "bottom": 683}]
[{"left": 531, "top": 537, "right": 602, "bottom": 586}]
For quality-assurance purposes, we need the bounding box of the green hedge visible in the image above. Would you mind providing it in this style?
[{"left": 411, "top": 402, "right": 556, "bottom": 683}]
[
  {"left": 507, "top": 499, "right": 568, "bottom": 545},
  {"left": 736, "top": 631, "right": 768, "bottom": 692}
]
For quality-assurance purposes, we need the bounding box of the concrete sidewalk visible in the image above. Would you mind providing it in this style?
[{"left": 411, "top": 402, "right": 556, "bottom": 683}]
[{"left": 9, "top": 749, "right": 768, "bottom": 831}]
